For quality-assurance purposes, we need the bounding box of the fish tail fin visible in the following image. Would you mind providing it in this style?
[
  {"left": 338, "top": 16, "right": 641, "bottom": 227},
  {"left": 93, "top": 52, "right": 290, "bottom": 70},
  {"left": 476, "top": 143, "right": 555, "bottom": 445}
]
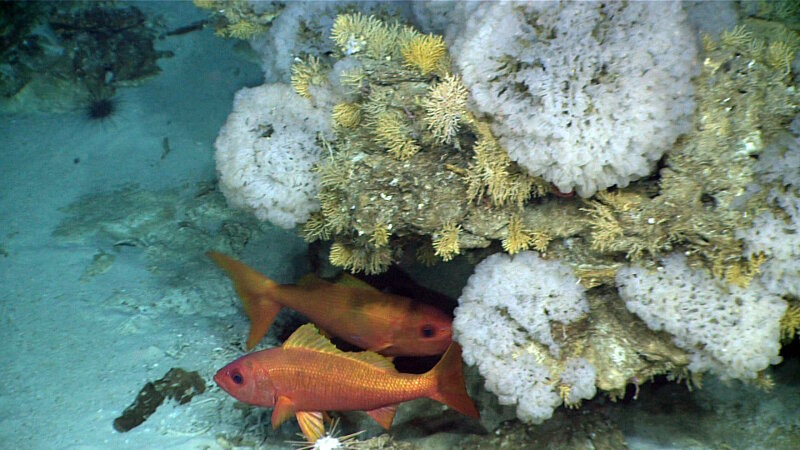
[
  {"left": 207, "top": 251, "right": 281, "bottom": 350},
  {"left": 426, "top": 342, "right": 480, "bottom": 420}
]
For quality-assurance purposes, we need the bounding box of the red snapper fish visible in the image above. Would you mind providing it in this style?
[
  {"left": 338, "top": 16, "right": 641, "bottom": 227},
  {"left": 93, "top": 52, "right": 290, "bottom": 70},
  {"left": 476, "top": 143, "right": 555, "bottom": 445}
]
[
  {"left": 207, "top": 251, "right": 453, "bottom": 356},
  {"left": 214, "top": 324, "right": 480, "bottom": 441}
]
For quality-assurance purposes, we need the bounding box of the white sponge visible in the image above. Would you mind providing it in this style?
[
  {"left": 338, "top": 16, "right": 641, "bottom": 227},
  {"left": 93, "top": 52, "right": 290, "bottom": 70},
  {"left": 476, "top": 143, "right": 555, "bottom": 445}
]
[
  {"left": 616, "top": 254, "right": 787, "bottom": 381},
  {"left": 453, "top": 252, "right": 592, "bottom": 423},
  {"left": 452, "top": 1, "right": 697, "bottom": 196},
  {"left": 214, "top": 84, "right": 330, "bottom": 229},
  {"left": 737, "top": 190, "right": 800, "bottom": 298}
]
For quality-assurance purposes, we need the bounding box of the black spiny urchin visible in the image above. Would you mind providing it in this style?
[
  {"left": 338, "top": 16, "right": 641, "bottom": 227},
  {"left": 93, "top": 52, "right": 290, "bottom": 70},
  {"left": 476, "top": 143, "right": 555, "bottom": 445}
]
[{"left": 83, "top": 87, "right": 119, "bottom": 122}]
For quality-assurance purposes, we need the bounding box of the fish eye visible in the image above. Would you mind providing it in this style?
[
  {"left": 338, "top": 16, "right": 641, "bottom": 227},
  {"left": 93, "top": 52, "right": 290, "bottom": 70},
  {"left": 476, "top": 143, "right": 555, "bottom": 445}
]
[
  {"left": 231, "top": 370, "right": 244, "bottom": 385},
  {"left": 421, "top": 324, "right": 436, "bottom": 338}
]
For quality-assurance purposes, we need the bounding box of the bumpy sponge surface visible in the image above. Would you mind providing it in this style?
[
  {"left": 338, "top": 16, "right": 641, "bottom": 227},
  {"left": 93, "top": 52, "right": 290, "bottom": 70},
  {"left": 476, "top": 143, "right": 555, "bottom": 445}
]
[
  {"left": 616, "top": 254, "right": 786, "bottom": 381},
  {"left": 214, "top": 84, "right": 330, "bottom": 229},
  {"left": 452, "top": 1, "right": 697, "bottom": 196},
  {"left": 454, "top": 252, "right": 592, "bottom": 423}
]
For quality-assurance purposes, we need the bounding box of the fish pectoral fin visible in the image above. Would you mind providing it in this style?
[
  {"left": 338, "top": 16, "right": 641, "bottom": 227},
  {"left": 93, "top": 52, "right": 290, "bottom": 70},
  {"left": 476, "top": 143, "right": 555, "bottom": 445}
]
[
  {"left": 367, "top": 342, "right": 392, "bottom": 353},
  {"left": 296, "top": 411, "right": 325, "bottom": 443},
  {"left": 365, "top": 404, "right": 398, "bottom": 430},
  {"left": 271, "top": 396, "right": 295, "bottom": 429}
]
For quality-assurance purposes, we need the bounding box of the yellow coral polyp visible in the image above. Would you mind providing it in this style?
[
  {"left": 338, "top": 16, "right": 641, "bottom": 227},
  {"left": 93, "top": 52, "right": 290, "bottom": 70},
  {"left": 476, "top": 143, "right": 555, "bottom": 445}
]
[
  {"left": 329, "top": 242, "right": 353, "bottom": 268},
  {"left": 291, "top": 56, "right": 326, "bottom": 99},
  {"left": 432, "top": 222, "right": 461, "bottom": 261},
  {"left": 332, "top": 103, "right": 361, "bottom": 128},
  {"left": 330, "top": 13, "right": 382, "bottom": 55},
  {"left": 423, "top": 74, "right": 469, "bottom": 144},
  {"left": 301, "top": 213, "right": 330, "bottom": 242},
  {"left": 416, "top": 242, "right": 439, "bottom": 267},
  {"left": 502, "top": 215, "right": 533, "bottom": 255},
  {"left": 370, "top": 224, "right": 390, "bottom": 247},
  {"left": 373, "top": 111, "right": 420, "bottom": 160},
  {"left": 720, "top": 25, "right": 752, "bottom": 49},
  {"left": 192, "top": 0, "right": 220, "bottom": 10},
  {"left": 402, "top": 34, "right": 447, "bottom": 75},
  {"left": 530, "top": 230, "right": 551, "bottom": 253},
  {"left": 766, "top": 40, "right": 795, "bottom": 73},
  {"left": 780, "top": 304, "right": 800, "bottom": 342},
  {"left": 219, "top": 20, "right": 263, "bottom": 40}
]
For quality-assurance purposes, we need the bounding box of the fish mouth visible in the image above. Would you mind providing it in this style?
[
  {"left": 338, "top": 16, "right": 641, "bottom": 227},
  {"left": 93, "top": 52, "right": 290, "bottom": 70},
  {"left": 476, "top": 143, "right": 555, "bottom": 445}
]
[{"left": 213, "top": 369, "right": 228, "bottom": 390}]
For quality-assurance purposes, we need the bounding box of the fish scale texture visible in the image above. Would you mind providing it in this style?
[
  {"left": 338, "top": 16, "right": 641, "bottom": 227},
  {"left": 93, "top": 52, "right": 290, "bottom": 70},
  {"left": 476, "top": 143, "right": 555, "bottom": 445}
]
[
  {"left": 214, "top": 84, "right": 330, "bottom": 229},
  {"left": 451, "top": 1, "right": 697, "bottom": 197},
  {"left": 453, "top": 252, "right": 594, "bottom": 423},
  {"left": 616, "top": 254, "right": 787, "bottom": 381}
]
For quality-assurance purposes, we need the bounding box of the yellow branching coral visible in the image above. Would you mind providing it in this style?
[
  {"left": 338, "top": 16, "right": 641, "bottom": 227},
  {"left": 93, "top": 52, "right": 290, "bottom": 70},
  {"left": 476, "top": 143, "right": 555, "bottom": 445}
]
[
  {"left": 558, "top": 384, "right": 584, "bottom": 409},
  {"left": 595, "top": 190, "right": 643, "bottom": 212},
  {"left": 370, "top": 223, "right": 390, "bottom": 247},
  {"left": 531, "top": 230, "right": 552, "bottom": 253},
  {"left": 319, "top": 190, "right": 350, "bottom": 234},
  {"left": 502, "top": 215, "right": 533, "bottom": 255},
  {"left": 217, "top": 20, "right": 263, "bottom": 40},
  {"left": 416, "top": 241, "right": 439, "bottom": 267},
  {"left": 754, "top": 371, "right": 775, "bottom": 392},
  {"left": 329, "top": 241, "right": 391, "bottom": 275},
  {"left": 723, "top": 252, "right": 766, "bottom": 288},
  {"left": 422, "top": 74, "right": 469, "bottom": 144},
  {"left": 720, "top": 25, "right": 752, "bottom": 49},
  {"left": 301, "top": 213, "right": 330, "bottom": 242},
  {"left": 329, "top": 242, "right": 353, "bottom": 268},
  {"left": 766, "top": 40, "right": 795, "bottom": 73},
  {"left": 373, "top": 111, "right": 420, "bottom": 160},
  {"left": 432, "top": 222, "right": 461, "bottom": 261},
  {"left": 402, "top": 33, "right": 447, "bottom": 75},
  {"left": 701, "top": 33, "right": 717, "bottom": 53},
  {"left": 291, "top": 56, "right": 327, "bottom": 99},
  {"left": 583, "top": 201, "right": 624, "bottom": 252},
  {"left": 364, "top": 21, "right": 402, "bottom": 60},
  {"left": 195, "top": 0, "right": 278, "bottom": 40},
  {"left": 466, "top": 120, "right": 542, "bottom": 207},
  {"left": 332, "top": 103, "right": 361, "bottom": 128},
  {"left": 780, "top": 303, "right": 800, "bottom": 342},
  {"left": 330, "top": 13, "right": 382, "bottom": 55},
  {"left": 193, "top": 0, "right": 220, "bottom": 10}
]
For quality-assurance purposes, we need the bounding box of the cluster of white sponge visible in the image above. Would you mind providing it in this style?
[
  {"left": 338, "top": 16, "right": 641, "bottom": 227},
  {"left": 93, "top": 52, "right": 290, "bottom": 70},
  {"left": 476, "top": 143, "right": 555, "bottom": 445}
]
[
  {"left": 453, "top": 252, "right": 594, "bottom": 423},
  {"left": 451, "top": 1, "right": 697, "bottom": 196},
  {"left": 616, "top": 254, "right": 787, "bottom": 381},
  {"left": 214, "top": 84, "right": 331, "bottom": 229}
]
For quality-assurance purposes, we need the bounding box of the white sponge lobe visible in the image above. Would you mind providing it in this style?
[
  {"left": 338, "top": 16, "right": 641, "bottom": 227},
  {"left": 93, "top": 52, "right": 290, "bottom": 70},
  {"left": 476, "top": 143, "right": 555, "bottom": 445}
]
[
  {"left": 452, "top": 1, "right": 697, "bottom": 196},
  {"left": 214, "top": 84, "right": 330, "bottom": 229},
  {"left": 616, "top": 254, "right": 786, "bottom": 381},
  {"left": 453, "top": 251, "right": 592, "bottom": 423}
]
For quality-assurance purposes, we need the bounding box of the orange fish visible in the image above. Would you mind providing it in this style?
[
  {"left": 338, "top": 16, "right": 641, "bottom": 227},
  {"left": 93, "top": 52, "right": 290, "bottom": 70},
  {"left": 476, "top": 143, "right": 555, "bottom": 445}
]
[
  {"left": 214, "top": 324, "right": 480, "bottom": 441},
  {"left": 207, "top": 251, "right": 453, "bottom": 356}
]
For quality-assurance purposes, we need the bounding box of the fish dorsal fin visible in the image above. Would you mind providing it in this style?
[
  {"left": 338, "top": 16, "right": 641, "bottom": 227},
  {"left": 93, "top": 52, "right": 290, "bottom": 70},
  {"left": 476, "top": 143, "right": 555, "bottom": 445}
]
[
  {"left": 284, "top": 324, "right": 396, "bottom": 371},
  {"left": 334, "top": 273, "right": 380, "bottom": 291},
  {"left": 283, "top": 324, "right": 342, "bottom": 354},
  {"left": 349, "top": 350, "right": 396, "bottom": 371},
  {"left": 366, "top": 404, "right": 398, "bottom": 430}
]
